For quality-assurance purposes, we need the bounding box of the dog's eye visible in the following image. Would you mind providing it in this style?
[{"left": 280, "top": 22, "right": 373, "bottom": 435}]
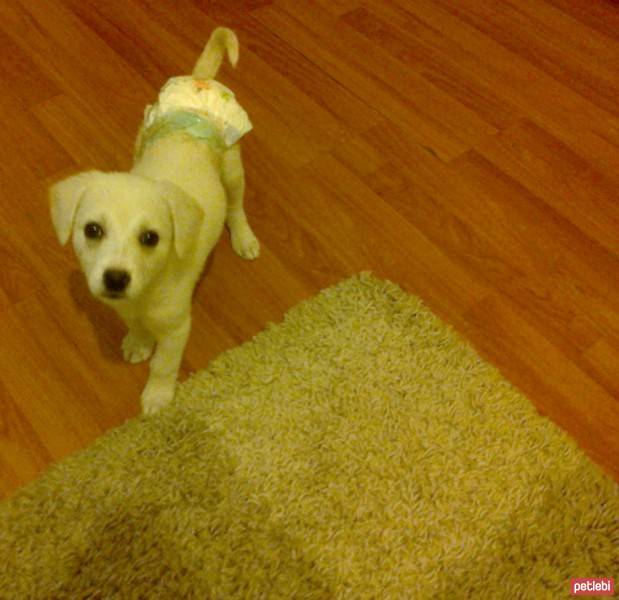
[
  {"left": 84, "top": 222, "right": 104, "bottom": 239},
  {"left": 140, "top": 230, "right": 159, "bottom": 247}
]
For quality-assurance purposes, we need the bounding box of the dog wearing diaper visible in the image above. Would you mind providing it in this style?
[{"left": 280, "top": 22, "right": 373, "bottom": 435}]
[{"left": 50, "top": 28, "right": 259, "bottom": 414}]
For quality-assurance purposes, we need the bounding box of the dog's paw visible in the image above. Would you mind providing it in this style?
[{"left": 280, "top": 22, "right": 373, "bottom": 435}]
[
  {"left": 141, "top": 382, "right": 175, "bottom": 415},
  {"left": 231, "top": 226, "right": 260, "bottom": 260},
  {"left": 122, "top": 332, "right": 155, "bottom": 364}
]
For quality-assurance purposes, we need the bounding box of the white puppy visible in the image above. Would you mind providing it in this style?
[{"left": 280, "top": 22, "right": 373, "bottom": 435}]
[{"left": 50, "top": 28, "right": 259, "bottom": 414}]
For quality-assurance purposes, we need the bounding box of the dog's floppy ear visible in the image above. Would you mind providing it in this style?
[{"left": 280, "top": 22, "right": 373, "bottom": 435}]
[
  {"left": 160, "top": 181, "right": 204, "bottom": 258},
  {"left": 49, "top": 171, "right": 99, "bottom": 245}
]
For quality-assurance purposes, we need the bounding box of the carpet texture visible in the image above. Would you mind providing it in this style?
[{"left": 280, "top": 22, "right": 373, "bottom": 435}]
[{"left": 1, "top": 274, "right": 617, "bottom": 599}]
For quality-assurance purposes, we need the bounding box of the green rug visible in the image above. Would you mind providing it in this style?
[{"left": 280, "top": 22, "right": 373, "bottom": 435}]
[{"left": 1, "top": 274, "right": 617, "bottom": 599}]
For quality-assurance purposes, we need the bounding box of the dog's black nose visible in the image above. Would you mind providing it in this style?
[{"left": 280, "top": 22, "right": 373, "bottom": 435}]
[{"left": 103, "top": 269, "right": 131, "bottom": 293}]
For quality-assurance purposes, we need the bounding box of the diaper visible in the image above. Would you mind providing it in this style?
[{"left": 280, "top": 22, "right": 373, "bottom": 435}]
[{"left": 140, "top": 76, "right": 253, "bottom": 151}]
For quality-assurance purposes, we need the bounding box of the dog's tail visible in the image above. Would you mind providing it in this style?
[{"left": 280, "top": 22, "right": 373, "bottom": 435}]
[{"left": 192, "top": 27, "right": 239, "bottom": 79}]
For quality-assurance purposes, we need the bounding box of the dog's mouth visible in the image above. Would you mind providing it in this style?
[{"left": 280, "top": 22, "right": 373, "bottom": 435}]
[{"left": 101, "top": 291, "right": 126, "bottom": 300}]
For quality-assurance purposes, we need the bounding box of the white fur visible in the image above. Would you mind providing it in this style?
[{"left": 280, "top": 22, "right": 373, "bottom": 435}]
[{"left": 49, "top": 28, "right": 259, "bottom": 414}]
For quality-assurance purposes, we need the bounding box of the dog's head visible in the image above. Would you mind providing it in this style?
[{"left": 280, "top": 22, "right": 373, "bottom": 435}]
[{"left": 50, "top": 171, "right": 203, "bottom": 303}]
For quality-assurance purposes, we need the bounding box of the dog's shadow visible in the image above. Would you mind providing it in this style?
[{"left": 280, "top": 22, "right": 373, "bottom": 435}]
[{"left": 68, "top": 271, "right": 125, "bottom": 363}]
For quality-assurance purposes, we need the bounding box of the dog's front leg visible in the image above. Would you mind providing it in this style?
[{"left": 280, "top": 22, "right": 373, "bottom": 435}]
[
  {"left": 141, "top": 317, "right": 190, "bottom": 415},
  {"left": 122, "top": 321, "right": 156, "bottom": 364}
]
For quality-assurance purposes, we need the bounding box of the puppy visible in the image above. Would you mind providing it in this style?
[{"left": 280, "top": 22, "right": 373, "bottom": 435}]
[{"left": 50, "top": 28, "right": 259, "bottom": 414}]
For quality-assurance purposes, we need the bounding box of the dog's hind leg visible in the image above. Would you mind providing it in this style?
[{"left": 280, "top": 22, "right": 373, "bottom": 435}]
[{"left": 221, "top": 144, "right": 260, "bottom": 260}]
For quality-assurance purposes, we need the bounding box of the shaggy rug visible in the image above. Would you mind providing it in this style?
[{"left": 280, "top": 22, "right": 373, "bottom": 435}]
[{"left": 0, "top": 274, "right": 617, "bottom": 599}]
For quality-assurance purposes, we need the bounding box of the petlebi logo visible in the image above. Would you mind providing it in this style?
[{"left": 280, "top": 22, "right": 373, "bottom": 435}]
[{"left": 570, "top": 578, "right": 614, "bottom": 596}]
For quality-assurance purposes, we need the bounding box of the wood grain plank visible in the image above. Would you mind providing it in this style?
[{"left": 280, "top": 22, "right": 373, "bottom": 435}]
[
  {"left": 0, "top": 307, "right": 104, "bottom": 468},
  {"left": 0, "top": 0, "right": 152, "bottom": 153},
  {"left": 298, "top": 152, "right": 491, "bottom": 316},
  {"left": 33, "top": 94, "right": 130, "bottom": 172},
  {"left": 0, "top": 89, "right": 73, "bottom": 192},
  {"left": 363, "top": 121, "right": 619, "bottom": 358},
  {"left": 474, "top": 119, "right": 619, "bottom": 255},
  {"left": 0, "top": 377, "right": 52, "bottom": 498},
  {"left": 451, "top": 151, "right": 619, "bottom": 350},
  {"left": 0, "top": 28, "right": 59, "bottom": 106},
  {"left": 543, "top": 0, "right": 619, "bottom": 42},
  {"left": 431, "top": 0, "right": 619, "bottom": 117},
  {"left": 384, "top": 0, "right": 619, "bottom": 172},
  {"left": 582, "top": 339, "right": 619, "bottom": 400},
  {"left": 63, "top": 0, "right": 193, "bottom": 85},
  {"left": 341, "top": 3, "right": 520, "bottom": 130},
  {"left": 259, "top": 1, "right": 497, "bottom": 161}
]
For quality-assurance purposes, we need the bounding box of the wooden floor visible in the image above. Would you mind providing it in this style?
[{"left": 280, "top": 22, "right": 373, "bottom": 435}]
[{"left": 1, "top": 0, "right": 618, "bottom": 497}]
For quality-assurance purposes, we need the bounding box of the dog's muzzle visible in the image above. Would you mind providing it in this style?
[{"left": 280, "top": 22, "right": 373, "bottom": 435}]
[{"left": 103, "top": 269, "right": 131, "bottom": 297}]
